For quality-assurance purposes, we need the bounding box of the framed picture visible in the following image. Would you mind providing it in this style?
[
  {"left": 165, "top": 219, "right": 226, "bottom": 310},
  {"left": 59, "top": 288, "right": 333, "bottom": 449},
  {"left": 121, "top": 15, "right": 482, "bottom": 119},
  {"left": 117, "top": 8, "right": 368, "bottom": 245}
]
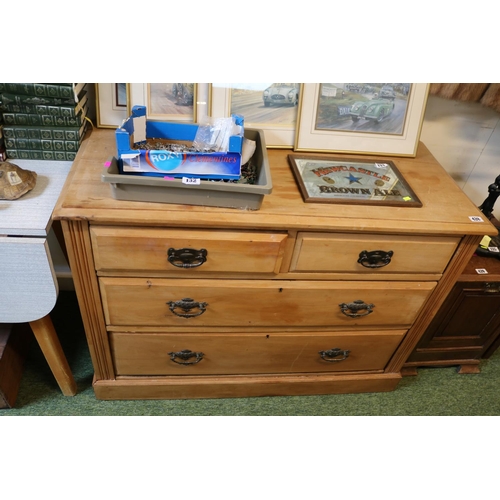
[
  {"left": 128, "top": 83, "right": 209, "bottom": 123},
  {"left": 294, "top": 83, "right": 429, "bottom": 157},
  {"left": 95, "top": 83, "right": 128, "bottom": 128},
  {"left": 211, "top": 83, "right": 301, "bottom": 148},
  {"left": 288, "top": 154, "right": 422, "bottom": 207},
  {"left": 115, "top": 83, "right": 127, "bottom": 106}
]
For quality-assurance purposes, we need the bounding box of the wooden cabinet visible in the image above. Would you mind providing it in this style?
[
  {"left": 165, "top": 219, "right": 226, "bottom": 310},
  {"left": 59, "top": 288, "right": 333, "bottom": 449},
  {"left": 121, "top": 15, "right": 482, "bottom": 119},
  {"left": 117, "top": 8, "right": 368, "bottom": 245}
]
[
  {"left": 53, "top": 129, "right": 495, "bottom": 400},
  {"left": 404, "top": 253, "right": 500, "bottom": 374}
]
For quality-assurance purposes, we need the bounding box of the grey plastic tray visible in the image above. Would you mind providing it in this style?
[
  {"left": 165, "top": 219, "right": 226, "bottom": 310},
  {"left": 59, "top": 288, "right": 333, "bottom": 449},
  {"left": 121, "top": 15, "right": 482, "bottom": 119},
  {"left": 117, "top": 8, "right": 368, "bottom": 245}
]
[{"left": 102, "top": 128, "right": 272, "bottom": 210}]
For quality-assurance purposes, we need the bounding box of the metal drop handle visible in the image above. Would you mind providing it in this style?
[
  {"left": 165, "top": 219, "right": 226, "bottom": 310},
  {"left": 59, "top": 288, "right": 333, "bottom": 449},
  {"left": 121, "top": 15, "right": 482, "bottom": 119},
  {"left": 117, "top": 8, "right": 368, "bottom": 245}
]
[
  {"left": 358, "top": 250, "right": 394, "bottom": 268},
  {"left": 167, "top": 298, "right": 208, "bottom": 318},
  {"left": 339, "top": 299, "right": 375, "bottom": 318},
  {"left": 168, "top": 349, "right": 204, "bottom": 365},
  {"left": 319, "top": 348, "right": 350, "bottom": 362},
  {"left": 168, "top": 247, "right": 207, "bottom": 268}
]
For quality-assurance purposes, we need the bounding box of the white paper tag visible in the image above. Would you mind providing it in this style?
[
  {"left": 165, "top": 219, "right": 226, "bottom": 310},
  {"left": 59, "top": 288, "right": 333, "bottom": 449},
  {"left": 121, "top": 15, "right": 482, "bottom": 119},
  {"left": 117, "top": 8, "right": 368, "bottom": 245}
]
[
  {"left": 488, "top": 247, "right": 500, "bottom": 253},
  {"left": 7, "top": 171, "right": 22, "bottom": 185},
  {"left": 182, "top": 177, "right": 201, "bottom": 185},
  {"left": 476, "top": 268, "right": 489, "bottom": 274},
  {"left": 469, "top": 216, "right": 484, "bottom": 222}
]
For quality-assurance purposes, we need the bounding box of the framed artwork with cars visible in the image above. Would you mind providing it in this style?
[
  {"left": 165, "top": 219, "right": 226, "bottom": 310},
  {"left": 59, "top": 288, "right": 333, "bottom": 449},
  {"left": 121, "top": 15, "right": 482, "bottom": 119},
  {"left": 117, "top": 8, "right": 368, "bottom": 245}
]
[
  {"left": 211, "top": 83, "right": 301, "bottom": 148},
  {"left": 127, "top": 83, "right": 210, "bottom": 123},
  {"left": 294, "top": 83, "right": 429, "bottom": 157}
]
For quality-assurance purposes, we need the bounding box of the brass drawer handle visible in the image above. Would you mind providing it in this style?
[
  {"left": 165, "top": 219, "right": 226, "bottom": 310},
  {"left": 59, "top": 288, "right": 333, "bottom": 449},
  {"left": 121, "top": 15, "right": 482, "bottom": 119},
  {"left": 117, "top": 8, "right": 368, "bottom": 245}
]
[
  {"left": 167, "top": 298, "right": 208, "bottom": 318},
  {"left": 358, "top": 249, "right": 394, "bottom": 268},
  {"left": 339, "top": 299, "right": 375, "bottom": 318},
  {"left": 168, "top": 349, "right": 204, "bottom": 365},
  {"left": 319, "top": 348, "right": 350, "bottom": 362},
  {"left": 168, "top": 247, "right": 207, "bottom": 268}
]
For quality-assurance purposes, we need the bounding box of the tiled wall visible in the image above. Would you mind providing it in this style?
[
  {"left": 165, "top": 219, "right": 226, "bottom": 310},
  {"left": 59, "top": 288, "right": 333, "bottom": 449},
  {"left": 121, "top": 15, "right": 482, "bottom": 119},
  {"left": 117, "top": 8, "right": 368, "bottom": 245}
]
[{"left": 421, "top": 95, "right": 500, "bottom": 218}]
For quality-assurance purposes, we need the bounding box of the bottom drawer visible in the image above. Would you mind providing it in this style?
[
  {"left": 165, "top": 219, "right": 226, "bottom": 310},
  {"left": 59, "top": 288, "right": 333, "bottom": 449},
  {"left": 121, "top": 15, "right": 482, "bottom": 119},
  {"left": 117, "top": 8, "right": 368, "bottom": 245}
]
[{"left": 110, "top": 330, "right": 406, "bottom": 376}]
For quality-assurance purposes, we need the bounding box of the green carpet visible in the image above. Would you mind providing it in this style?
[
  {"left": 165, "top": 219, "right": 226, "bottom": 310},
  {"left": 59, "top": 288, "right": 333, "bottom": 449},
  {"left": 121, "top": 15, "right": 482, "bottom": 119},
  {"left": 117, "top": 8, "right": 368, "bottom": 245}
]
[{"left": 2, "top": 291, "right": 500, "bottom": 416}]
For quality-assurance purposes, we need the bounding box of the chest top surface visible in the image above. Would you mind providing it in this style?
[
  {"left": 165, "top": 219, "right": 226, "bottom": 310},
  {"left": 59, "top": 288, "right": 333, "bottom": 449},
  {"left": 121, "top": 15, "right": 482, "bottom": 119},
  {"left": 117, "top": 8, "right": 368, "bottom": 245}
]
[
  {"left": 1, "top": 160, "right": 72, "bottom": 236},
  {"left": 53, "top": 129, "right": 495, "bottom": 237}
]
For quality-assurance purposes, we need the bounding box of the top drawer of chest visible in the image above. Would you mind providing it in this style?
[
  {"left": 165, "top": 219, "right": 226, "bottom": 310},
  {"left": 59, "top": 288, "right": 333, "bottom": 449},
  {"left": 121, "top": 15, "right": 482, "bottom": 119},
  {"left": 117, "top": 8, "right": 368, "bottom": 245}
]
[
  {"left": 290, "top": 232, "right": 460, "bottom": 274},
  {"left": 90, "top": 226, "right": 288, "bottom": 274}
]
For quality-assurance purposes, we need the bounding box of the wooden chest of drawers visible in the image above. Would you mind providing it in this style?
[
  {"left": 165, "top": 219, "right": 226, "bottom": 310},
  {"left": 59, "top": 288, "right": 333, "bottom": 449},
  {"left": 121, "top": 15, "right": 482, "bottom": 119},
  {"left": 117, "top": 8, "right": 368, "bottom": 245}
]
[{"left": 53, "top": 129, "right": 495, "bottom": 400}]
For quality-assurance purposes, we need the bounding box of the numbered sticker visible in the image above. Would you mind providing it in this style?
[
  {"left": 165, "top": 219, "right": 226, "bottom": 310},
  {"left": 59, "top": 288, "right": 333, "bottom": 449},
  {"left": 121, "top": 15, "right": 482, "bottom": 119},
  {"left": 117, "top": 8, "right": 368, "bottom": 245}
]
[
  {"left": 7, "top": 171, "right": 22, "bottom": 185},
  {"left": 488, "top": 247, "right": 500, "bottom": 253},
  {"left": 182, "top": 177, "right": 201, "bottom": 185},
  {"left": 375, "top": 163, "right": 389, "bottom": 169},
  {"left": 469, "top": 216, "right": 484, "bottom": 222},
  {"left": 476, "top": 268, "right": 489, "bottom": 274}
]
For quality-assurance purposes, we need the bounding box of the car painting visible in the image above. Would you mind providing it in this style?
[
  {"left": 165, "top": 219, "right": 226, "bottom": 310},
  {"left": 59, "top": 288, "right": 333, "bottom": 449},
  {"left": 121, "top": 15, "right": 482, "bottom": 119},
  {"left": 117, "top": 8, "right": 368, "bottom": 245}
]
[
  {"left": 349, "top": 99, "right": 395, "bottom": 123},
  {"left": 263, "top": 83, "right": 299, "bottom": 107},
  {"left": 146, "top": 83, "right": 195, "bottom": 122},
  {"left": 379, "top": 85, "right": 396, "bottom": 100},
  {"left": 171, "top": 83, "right": 194, "bottom": 106},
  {"left": 315, "top": 83, "right": 411, "bottom": 135}
]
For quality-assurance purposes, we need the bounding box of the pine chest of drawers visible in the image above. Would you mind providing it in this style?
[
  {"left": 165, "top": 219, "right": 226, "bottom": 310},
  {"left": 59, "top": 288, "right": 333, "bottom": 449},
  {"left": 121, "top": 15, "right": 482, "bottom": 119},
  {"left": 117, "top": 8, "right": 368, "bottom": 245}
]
[{"left": 53, "top": 129, "right": 495, "bottom": 400}]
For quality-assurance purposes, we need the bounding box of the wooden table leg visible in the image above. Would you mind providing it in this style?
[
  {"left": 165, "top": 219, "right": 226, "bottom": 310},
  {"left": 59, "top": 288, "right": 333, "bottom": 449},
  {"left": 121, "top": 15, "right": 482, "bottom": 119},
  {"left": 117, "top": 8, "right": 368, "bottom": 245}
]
[{"left": 29, "top": 315, "right": 77, "bottom": 396}]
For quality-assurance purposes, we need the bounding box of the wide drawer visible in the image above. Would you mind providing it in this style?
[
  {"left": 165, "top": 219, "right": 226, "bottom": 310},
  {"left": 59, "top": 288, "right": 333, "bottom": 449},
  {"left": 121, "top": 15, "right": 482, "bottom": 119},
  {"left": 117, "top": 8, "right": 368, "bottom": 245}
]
[
  {"left": 90, "top": 226, "right": 288, "bottom": 274},
  {"left": 100, "top": 278, "right": 436, "bottom": 328},
  {"left": 110, "top": 330, "right": 407, "bottom": 376},
  {"left": 290, "top": 232, "right": 460, "bottom": 274}
]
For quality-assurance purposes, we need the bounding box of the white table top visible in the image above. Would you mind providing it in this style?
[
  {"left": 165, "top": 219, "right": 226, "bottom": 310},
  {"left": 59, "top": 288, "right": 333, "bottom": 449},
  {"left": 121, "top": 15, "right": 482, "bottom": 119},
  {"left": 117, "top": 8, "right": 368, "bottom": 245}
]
[
  {"left": 0, "top": 160, "right": 72, "bottom": 236},
  {"left": 1, "top": 159, "right": 72, "bottom": 321}
]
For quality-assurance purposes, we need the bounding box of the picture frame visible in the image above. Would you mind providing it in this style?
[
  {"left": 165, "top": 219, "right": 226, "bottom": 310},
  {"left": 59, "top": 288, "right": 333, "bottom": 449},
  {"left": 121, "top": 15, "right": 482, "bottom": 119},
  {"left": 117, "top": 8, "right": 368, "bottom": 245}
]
[
  {"left": 211, "top": 83, "right": 301, "bottom": 148},
  {"left": 294, "top": 83, "right": 429, "bottom": 157},
  {"left": 288, "top": 153, "right": 422, "bottom": 207},
  {"left": 127, "top": 83, "right": 210, "bottom": 123},
  {"left": 95, "top": 83, "right": 128, "bottom": 128},
  {"left": 114, "top": 83, "right": 127, "bottom": 107}
]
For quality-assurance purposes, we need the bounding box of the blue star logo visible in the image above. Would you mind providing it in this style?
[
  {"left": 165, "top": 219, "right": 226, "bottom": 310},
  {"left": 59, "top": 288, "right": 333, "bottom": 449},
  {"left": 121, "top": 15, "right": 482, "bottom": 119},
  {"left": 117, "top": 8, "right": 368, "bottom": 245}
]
[{"left": 346, "top": 173, "right": 362, "bottom": 184}]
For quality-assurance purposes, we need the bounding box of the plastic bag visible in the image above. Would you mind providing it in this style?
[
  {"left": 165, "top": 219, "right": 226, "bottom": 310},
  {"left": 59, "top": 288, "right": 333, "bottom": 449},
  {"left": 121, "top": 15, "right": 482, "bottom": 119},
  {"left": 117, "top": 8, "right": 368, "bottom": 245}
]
[{"left": 193, "top": 116, "right": 240, "bottom": 152}]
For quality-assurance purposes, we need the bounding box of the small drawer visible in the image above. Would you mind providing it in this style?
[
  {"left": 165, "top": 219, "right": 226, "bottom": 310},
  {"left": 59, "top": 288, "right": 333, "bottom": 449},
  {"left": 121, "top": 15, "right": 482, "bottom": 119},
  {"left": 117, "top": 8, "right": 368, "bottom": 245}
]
[
  {"left": 290, "top": 232, "right": 460, "bottom": 274},
  {"left": 90, "top": 226, "right": 288, "bottom": 274},
  {"left": 110, "top": 330, "right": 407, "bottom": 376},
  {"left": 100, "top": 277, "right": 436, "bottom": 328}
]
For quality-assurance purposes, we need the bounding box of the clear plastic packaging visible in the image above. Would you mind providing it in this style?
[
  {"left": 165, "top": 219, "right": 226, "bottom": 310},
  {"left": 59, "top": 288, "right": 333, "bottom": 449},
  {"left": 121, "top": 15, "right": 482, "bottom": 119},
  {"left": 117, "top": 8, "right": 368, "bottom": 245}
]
[{"left": 193, "top": 116, "right": 241, "bottom": 152}]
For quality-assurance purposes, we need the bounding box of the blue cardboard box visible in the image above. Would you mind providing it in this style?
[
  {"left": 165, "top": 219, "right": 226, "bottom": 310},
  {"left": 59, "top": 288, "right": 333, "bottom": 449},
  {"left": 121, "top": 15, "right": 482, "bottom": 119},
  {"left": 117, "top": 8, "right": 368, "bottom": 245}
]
[{"left": 115, "top": 106, "right": 244, "bottom": 180}]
